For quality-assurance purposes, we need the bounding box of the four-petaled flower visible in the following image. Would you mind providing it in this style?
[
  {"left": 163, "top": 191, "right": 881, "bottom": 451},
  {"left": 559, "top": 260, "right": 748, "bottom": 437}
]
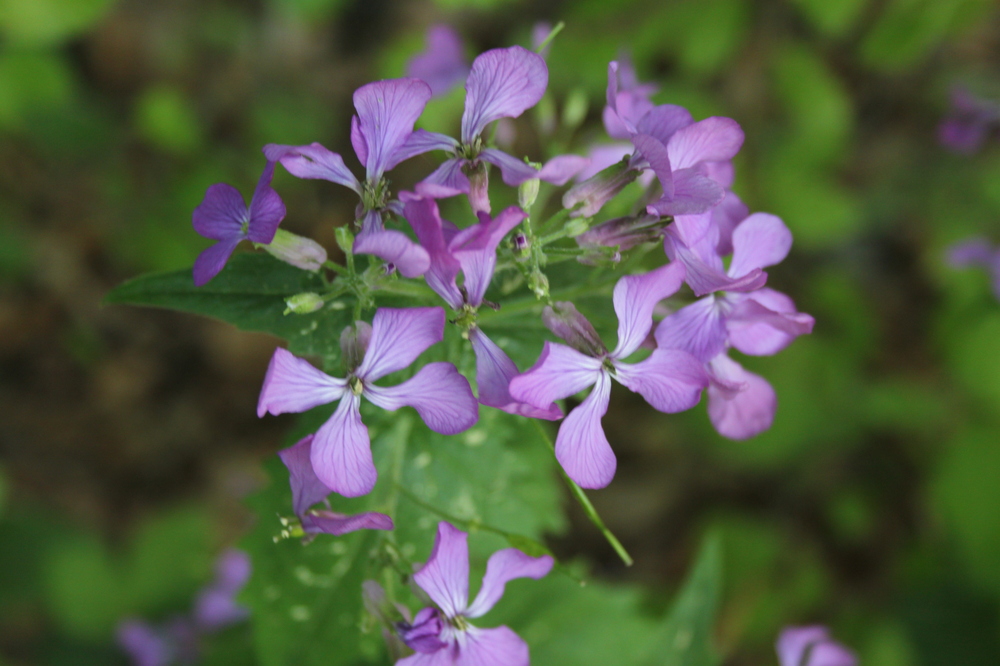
[
  {"left": 510, "top": 262, "right": 709, "bottom": 488},
  {"left": 258, "top": 307, "right": 478, "bottom": 496},
  {"left": 396, "top": 522, "right": 553, "bottom": 666}
]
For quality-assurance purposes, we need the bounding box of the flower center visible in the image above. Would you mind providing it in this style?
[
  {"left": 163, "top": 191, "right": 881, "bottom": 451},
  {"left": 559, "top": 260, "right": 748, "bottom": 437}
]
[
  {"left": 361, "top": 177, "right": 390, "bottom": 212},
  {"left": 349, "top": 375, "right": 364, "bottom": 396}
]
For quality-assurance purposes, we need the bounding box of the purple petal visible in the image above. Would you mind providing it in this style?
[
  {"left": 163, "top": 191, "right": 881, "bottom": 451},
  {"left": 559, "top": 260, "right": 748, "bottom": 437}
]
[
  {"left": 257, "top": 347, "right": 348, "bottom": 417},
  {"left": 246, "top": 161, "right": 285, "bottom": 243},
  {"left": 479, "top": 148, "right": 540, "bottom": 185},
  {"left": 630, "top": 133, "right": 673, "bottom": 196},
  {"left": 577, "top": 143, "right": 633, "bottom": 181},
  {"left": 542, "top": 302, "right": 607, "bottom": 357},
  {"left": 554, "top": 371, "right": 616, "bottom": 489},
  {"left": 777, "top": 626, "right": 856, "bottom": 666},
  {"left": 353, "top": 78, "right": 433, "bottom": 180},
  {"left": 727, "top": 289, "right": 814, "bottom": 356},
  {"left": 667, "top": 116, "right": 744, "bottom": 170},
  {"left": 301, "top": 509, "right": 394, "bottom": 535},
  {"left": 712, "top": 191, "right": 750, "bottom": 256},
  {"left": 469, "top": 328, "right": 562, "bottom": 420},
  {"left": 357, "top": 307, "right": 445, "bottom": 382},
  {"left": 350, "top": 114, "right": 367, "bottom": 169},
  {"left": 450, "top": 207, "right": 527, "bottom": 305},
  {"left": 508, "top": 341, "right": 602, "bottom": 410},
  {"left": 400, "top": 194, "right": 465, "bottom": 308},
  {"left": 397, "top": 607, "right": 447, "bottom": 654},
  {"left": 671, "top": 212, "right": 713, "bottom": 249},
  {"left": 614, "top": 349, "right": 708, "bottom": 413},
  {"left": 939, "top": 117, "right": 989, "bottom": 154},
  {"left": 647, "top": 168, "right": 725, "bottom": 217},
  {"left": 278, "top": 435, "right": 331, "bottom": 518},
  {"left": 461, "top": 46, "right": 548, "bottom": 143},
  {"left": 413, "top": 522, "right": 470, "bottom": 617},
  {"left": 311, "top": 393, "right": 376, "bottom": 497},
  {"left": 192, "top": 236, "right": 243, "bottom": 287},
  {"left": 635, "top": 104, "right": 694, "bottom": 144},
  {"left": 466, "top": 549, "right": 554, "bottom": 618},
  {"left": 458, "top": 625, "right": 530, "bottom": 666},
  {"left": 407, "top": 25, "right": 470, "bottom": 97},
  {"left": 947, "top": 237, "right": 995, "bottom": 267},
  {"left": 728, "top": 213, "right": 792, "bottom": 277},
  {"left": 537, "top": 155, "right": 591, "bottom": 185},
  {"left": 193, "top": 588, "right": 249, "bottom": 631},
  {"left": 268, "top": 142, "right": 361, "bottom": 193},
  {"left": 117, "top": 620, "right": 172, "bottom": 666},
  {"left": 364, "top": 362, "right": 478, "bottom": 435},
  {"left": 418, "top": 158, "right": 471, "bottom": 199},
  {"left": 806, "top": 643, "right": 858, "bottom": 666},
  {"left": 664, "top": 226, "right": 766, "bottom": 297},
  {"left": 653, "top": 297, "right": 728, "bottom": 364},
  {"left": 397, "top": 650, "right": 454, "bottom": 666},
  {"left": 353, "top": 229, "right": 431, "bottom": 278},
  {"left": 706, "top": 354, "right": 776, "bottom": 440},
  {"left": 391, "top": 129, "right": 461, "bottom": 169},
  {"left": 192, "top": 183, "right": 247, "bottom": 240},
  {"left": 611, "top": 262, "right": 687, "bottom": 359},
  {"left": 213, "top": 549, "right": 252, "bottom": 592}
]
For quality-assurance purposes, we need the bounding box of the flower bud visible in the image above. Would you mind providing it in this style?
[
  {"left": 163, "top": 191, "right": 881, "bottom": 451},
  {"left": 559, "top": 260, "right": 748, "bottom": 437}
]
[
  {"left": 284, "top": 292, "right": 325, "bottom": 315},
  {"left": 335, "top": 226, "right": 355, "bottom": 254},
  {"left": 511, "top": 233, "right": 531, "bottom": 261},
  {"left": 563, "top": 217, "right": 590, "bottom": 238},
  {"left": 542, "top": 301, "right": 607, "bottom": 357},
  {"left": 518, "top": 177, "right": 541, "bottom": 210},
  {"left": 467, "top": 161, "right": 491, "bottom": 215},
  {"left": 528, "top": 268, "right": 549, "bottom": 300},
  {"left": 261, "top": 229, "right": 327, "bottom": 271},
  {"left": 562, "top": 158, "right": 639, "bottom": 218},
  {"left": 576, "top": 213, "right": 667, "bottom": 251}
]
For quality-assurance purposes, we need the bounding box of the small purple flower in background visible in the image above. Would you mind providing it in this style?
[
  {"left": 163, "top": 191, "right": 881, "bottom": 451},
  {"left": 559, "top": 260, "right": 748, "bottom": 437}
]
[
  {"left": 947, "top": 236, "right": 1000, "bottom": 300},
  {"left": 191, "top": 156, "right": 286, "bottom": 286},
  {"left": 258, "top": 307, "right": 478, "bottom": 497},
  {"left": 117, "top": 619, "right": 186, "bottom": 666},
  {"left": 193, "top": 549, "right": 251, "bottom": 631},
  {"left": 277, "top": 434, "right": 393, "bottom": 536},
  {"left": 939, "top": 86, "right": 1000, "bottom": 155},
  {"left": 395, "top": 522, "right": 553, "bottom": 666},
  {"left": 407, "top": 25, "right": 469, "bottom": 97},
  {"left": 777, "top": 626, "right": 857, "bottom": 666},
  {"left": 510, "top": 262, "right": 709, "bottom": 488}
]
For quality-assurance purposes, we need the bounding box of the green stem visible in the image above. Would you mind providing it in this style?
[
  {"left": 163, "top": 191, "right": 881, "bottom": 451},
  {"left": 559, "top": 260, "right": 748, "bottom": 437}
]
[
  {"left": 532, "top": 420, "right": 633, "bottom": 567},
  {"left": 534, "top": 21, "right": 565, "bottom": 54},
  {"left": 323, "top": 260, "right": 347, "bottom": 276},
  {"left": 537, "top": 207, "right": 572, "bottom": 235}
]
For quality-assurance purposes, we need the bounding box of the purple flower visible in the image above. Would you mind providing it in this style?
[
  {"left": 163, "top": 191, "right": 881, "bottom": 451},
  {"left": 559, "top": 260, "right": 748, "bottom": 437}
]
[
  {"left": 265, "top": 78, "right": 436, "bottom": 277},
  {"left": 510, "top": 263, "right": 709, "bottom": 488},
  {"left": 777, "top": 626, "right": 857, "bottom": 666},
  {"left": 705, "top": 352, "right": 777, "bottom": 440},
  {"left": 277, "top": 434, "right": 394, "bottom": 536},
  {"left": 193, "top": 549, "right": 251, "bottom": 631},
  {"left": 396, "top": 522, "right": 553, "bottom": 666},
  {"left": 191, "top": 156, "right": 286, "bottom": 286},
  {"left": 939, "top": 86, "right": 1000, "bottom": 155},
  {"left": 947, "top": 236, "right": 1000, "bottom": 300},
  {"left": 258, "top": 307, "right": 478, "bottom": 496},
  {"left": 117, "top": 619, "right": 177, "bottom": 666},
  {"left": 402, "top": 194, "right": 561, "bottom": 420},
  {"left": 407, "top": 25, "right": 469, "bottom": 97}
]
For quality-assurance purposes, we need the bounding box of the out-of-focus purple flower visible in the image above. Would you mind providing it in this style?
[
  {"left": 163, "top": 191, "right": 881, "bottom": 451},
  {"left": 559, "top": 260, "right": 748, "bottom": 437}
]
[
  {"left": 939, "top": 86, "right": 1000, "bottom": 155},
  {"left": 777, "top": 626, "right": 857, "bottom": 666},
  {"left": 510, "top": 263, "right": 709, "bottom": 488},
  {"left": 117, "top": 619, "right": 176, "bottom": 666},
  {"left": 277, "top": 435, "right": 394, "bottom": 536},
  {"left": 258, "top": 308, "right": 478, "bottom": 497},
  {"left": 407, "top": 25, "right": 469, "bottom": 97},
  {"left": 193, "top": 549, "right": 251, "bottom": 631},
  {"left": 265, "top": 78, "right": 435, "bottom": 277},
  {"left": 947, "top": 236, "right": 1000, "bottom": 300},
  {"left": 192, "top": 156, "right": 286, "bottom": 286},
  {"left": 402, "top": 193, "right": 562, "bottom": 420},
  {"left": 396, "top": 522, "right": 553, "bottom": 666}
]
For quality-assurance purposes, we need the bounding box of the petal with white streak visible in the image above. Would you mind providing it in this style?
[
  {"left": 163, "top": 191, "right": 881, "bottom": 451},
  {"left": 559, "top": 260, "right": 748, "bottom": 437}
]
[
  {"left": 555, "top": 372, "right": 616, "bottom": 489},
  {"left": 508, "top": 342, "right": 602, "bottom": 411},
  {"left": 413, "top": 522, "right": 469, "bottom": 617},
  {"left": 357, "top": 307, "right": 445, "bottom": 382},
  {"left": 310, "top": 394, "right": 376, "bottom": 497},
  {"left": 364, "top": 362, "right": 478, "bottom": 435},
  {"left": 614, "top": 349, "right": 708, "bottom": 413},
  {"left": 466, "top": 549, "right": 553, "bottom": 618},
  {"left": 257, "top": 347, "right": 347, "bottom": 417}
]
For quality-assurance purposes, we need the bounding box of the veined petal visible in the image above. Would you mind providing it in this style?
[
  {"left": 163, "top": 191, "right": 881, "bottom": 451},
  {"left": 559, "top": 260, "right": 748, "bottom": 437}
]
[
  {"left": 577, "top": 143, "right": 632, "bottom": 181},
  {"left": 653, "top": 297, "right": 728, "bottom": 363},
  {"left": 192, "top": 183, "right": 247, "bottom": 240},
  {"left": 667, "top": 116, "right": 744, "bottom": 170},
  {"left": 462, "top": 46, "right": 548, "bottom": 143},
  {"left": 469, "top": 328, "right": 562, "bottom": 420},
  {"left": 611, "top": 262, "right": 686, "bottom": 359},
  {"left": 537, "top": 155, "right": 590, "bottom": 185},
  {"left": 277, "top": 435, "right": 330, "bottom": 518},
  {"left": 193, "top": 236, "right": 243, "bottom": 287},
  {"left": 364, "top": 362, "right": 478, "bottom": 435},
  {"left": 353, "top": 229, "right": 431, "bottom": 278},
  {"left": 246, "top": 161, "right": 285, "bottom": 243},
  {"left": 664, "top": 226, "right": 765, "bottom": 297},
  {"left": 310, "top": 393, "right": 376, "bottom": 497},
  {"left": 450, "top": 207, "right": 526, "bottom": 305},
  {"left": 630, "top": 133, "right": 673, "bottom": 196},
  {"left": 301, "top": 510, "right": 393, "bottom": 535},
  {"left": 397, "top": 650, "right": 455, "bottom": 666},
  {"left": 636, "top": 104, "right": 693, "bottom": 144},
  {"left": 508, "top": 342, "right": 603, "bottom": 410},
  {"left": 729, "top": 213, "right": 792, "bottom": 277},
  {"left": 357, "top": 307, "right": 445, "bottom": 382},
  {"left": 647, "top": 168, "right": 724, "bottom": 217},
  {"left": 479, "top": 148, "right": 539, "bottom": 185},
  {"left": 418, "top": 158, "right": 471, "bottom": 198},
  {"left": 401, "top": 194, "right": 464, "bottom": 308},
  {"left": 466, "top": 549, "right": 554, "bottom": 618},
  {"left": 727, "top": 290, "right": 814, "bottom": 356},
  {"left": 350, "top": 114, "right": 367, "bottom": 171},
  {"left": 706, "top": 354, "right": 776, "bottom": 440},
  {"left": 457, "top": 626, "right": 530, "bottom": 666},
  {"left": 268, "top": 142, "right": 362, "bottom": 193},
  {"left": 614, "top": 349, "right": 708, "bottom": 413},
  {"left": 390, "top": 129, "right": 461, "bottom": 169},
  {"left": 354, "top": 78, "right": 433, "bottom": 180},
  {"left": 712, "top": 191, "right": 749, "bottom": 255},
  {"left": 257, "top": 347, "right": 348, "bottom": 417},
  {"left": 555, "top": 372, "right": 616, "bottom": 489},
  {"left": 413, "top": 522, "right": 470, "bottom": 617}
]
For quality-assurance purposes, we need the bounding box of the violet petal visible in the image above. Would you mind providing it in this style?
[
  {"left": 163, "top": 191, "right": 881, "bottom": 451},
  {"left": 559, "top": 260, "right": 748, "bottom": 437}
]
[
  {"left": 614, "top": 349, "right": 709, "bottom": 413},
  {"left": 302, "top": 509, "right": 394, "bottom": 535},
  {"left": 469, "top": 328, "right": 562, "bottom": 420},
  {"left": 459, "top": 625, "right": 531, "bottom": 666},
  {"left": 728, "top": 213, "right": 792, "bottom": 277},
  {"left": 653, "top": 297, "right": 728, "bottom": 364},
  {"left": 413, "top": 522, "right": 470, "bottom": 618},
  {"left": 554, "top": 371, "right": 616, "bottom": 489},
  {"left": 257, "top": 347, "right": 348, "bottom": 417},
  {"left": 277, "top": 435, "right": 331, "bottom": 518},
  {"left": 246, "top": 161, "right": 286, "bottom": 244},
  {"left": 269, "top": 142, "right": 362, "bottom": 193},
  {"left": 407, "top": 25, "right": 470, "bottom": 97},
  {"left": 667, "top": 116, "right": 744, "bottom": 170},
  {"left": 461, "top": 46, "right": 548, "bottom": 143},
  {"left": 508, "top": 341, "right": 603, "bottom": 410},
  {"left": 353, "top": 78, "right": 433, "bottom": 180},
  {"left": 193, "top": 236, "right": 243, "bottom": 287},
  {"left": 466, "top": 548, "right": 554, "bottom": 618},
  {"left": 353, "top": 229, "right": 431, "bottom": 278},
  {"left": 192, "top": 183, "right": 247, "bottom": 240},
  {"left": 610, "top": 262, "right": 687, "bottom": 359},
  {"left": 310, "top": 393, "right": 376, "bottom": 497},
  {"left": 706, "top": 354, "right": 776, "bottom": 440},
  {"left": 364, "top": 362, "right": 478, "bottom": 435},
  {"left": 357, "top": 307, "right": 445, "bottom": 382},
  {"left": 479, "top": 148, "right": 540, "bottom": 186}
]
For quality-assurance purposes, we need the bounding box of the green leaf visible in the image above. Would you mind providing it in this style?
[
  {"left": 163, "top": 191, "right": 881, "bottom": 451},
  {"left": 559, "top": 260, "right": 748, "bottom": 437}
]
[
  {"left": 645, "top": 533, "right": 722, "bottom": 666},
  {"left": 105, "top": 253, "right": 350, "bottom": 358}
]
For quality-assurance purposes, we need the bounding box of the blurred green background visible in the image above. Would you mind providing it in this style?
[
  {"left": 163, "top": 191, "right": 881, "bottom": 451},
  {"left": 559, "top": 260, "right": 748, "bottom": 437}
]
[{"left": 2, "top": 0, "right": 1000, "bottom": 664}]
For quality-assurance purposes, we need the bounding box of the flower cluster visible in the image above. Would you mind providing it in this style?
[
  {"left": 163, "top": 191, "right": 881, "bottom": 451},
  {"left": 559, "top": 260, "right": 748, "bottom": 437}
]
[{"left": 187, "top": 24, "right": 814, "bottom": 663}]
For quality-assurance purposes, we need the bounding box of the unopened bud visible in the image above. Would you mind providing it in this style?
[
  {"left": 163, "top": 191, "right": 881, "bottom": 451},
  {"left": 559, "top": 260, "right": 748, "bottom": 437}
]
[
  {"left": 518, "top": 177, "right": 541, "bottom": 210},
  {"left": 562, "top": 158, "right": 639, "bottom": 218},
  {"left": 528, "top": 268, "right": 549, "bottom": 300},
  {"left": 576, "top": 213, "right": 667, "bottom": 251},
  {"left": 335, "top": 226, "right": 355, "bottom": 254},
  {"left": 562, "top": 89, "right": 589, "bottom": 130},
  {"left": 542, "top": 301, "right": 607, "bottom": 356},
  {"left": 467, "top": 162, "right": 491, "bottom": 215},
  {"left": 563, "top": 218, "right": 590, "bottom": 238},
  {"left": 261, "top": 229, "right": 327, "bottom": 271},
  {"left": 340, "top": 321, "right": 373, "bottom": 371},
  {"left": 284, "top": 292, "right": 325, "bottom": 315},
  {"left": 512, "top": 232, "right": 531, "bottom": 261}
]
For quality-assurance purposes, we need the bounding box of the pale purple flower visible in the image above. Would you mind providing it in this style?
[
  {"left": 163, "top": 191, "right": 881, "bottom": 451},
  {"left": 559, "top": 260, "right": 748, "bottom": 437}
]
[
  {"left": 947, "top": 236, "right": 1000, "bottom": 299},
  {"left": 265, "top": 78, "right": 436, "bottom": 277},
  {"left": 396, "top": 522, "right": 553, "bottom": 666},
  {"left": 939, "top": 86, "right": 1000, "bottom": 155},
  {"left": 510, "top": 263, "right": 709, "bottom": 488},
  {"left": 402, "top": 193, "right": 561, "bottom": 420},
  {"left": 193, "top": 549, "right": 251, "bottom": 631},
  {"left": 777, "top": 626, "right": 856, "bottom": 666},
  {"left": 407, "top": 25, "right": 469, "bottom": 97},
  {"left": 191, "top": 156, "right": 285, "bottom": 286},
  {"left": 277, "top": 434, "right": 394, "bottom": 535},
  {"left": 705, "top": 352, "right": 777, "bottom": 440},
  {"left": 258, "top": 307, "right": 478, "bottom": 497},
  {"left": 117, "top": 619, "right": 177, "bottom": 666}
]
